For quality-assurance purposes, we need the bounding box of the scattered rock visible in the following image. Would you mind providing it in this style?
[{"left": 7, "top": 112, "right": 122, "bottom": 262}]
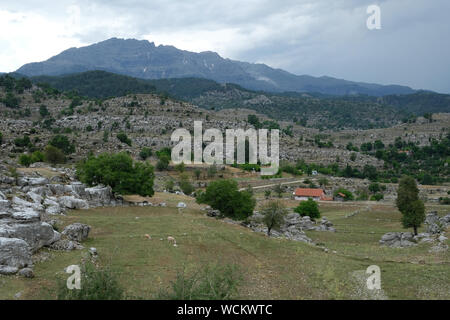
[
  {"left": 62, "top": 223, "right": 91, "bottom": 242},
  {"left": 18, "top": 267, "right": 34, "bottom": 278},
  {"left": 0, "top": 237, "right": 32, "bottom": 268},
  {"left": 379, "top": 232, "right": 417, "bottom": 248},
  {"left": 49, "top": 239, "right": 83, "bottom": 251},
  {"left": 0, "top": 265, "right": 19, "bottom": 275}
]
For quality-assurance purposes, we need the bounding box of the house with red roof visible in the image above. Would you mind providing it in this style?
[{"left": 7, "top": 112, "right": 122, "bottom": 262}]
[{"left": 293, "top": 188, "right": 331, "bottom": 201}]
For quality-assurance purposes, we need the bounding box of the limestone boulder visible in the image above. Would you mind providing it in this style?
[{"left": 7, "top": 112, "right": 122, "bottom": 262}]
[{"left": 0, "top": 237, "right": 32, "bottom": 269}]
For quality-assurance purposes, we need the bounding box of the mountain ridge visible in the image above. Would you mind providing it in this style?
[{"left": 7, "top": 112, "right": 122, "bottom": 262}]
[{"left": 16, "top": 37, "right": 416, "bottom": 96}]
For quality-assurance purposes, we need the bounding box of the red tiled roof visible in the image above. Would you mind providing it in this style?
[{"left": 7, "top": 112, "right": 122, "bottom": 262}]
[
  {"left": 337, "top": 192, "right": 346, "bottom": 198},
  {"left": 294, "top": 188, "right": 324, "bottom": 197}
]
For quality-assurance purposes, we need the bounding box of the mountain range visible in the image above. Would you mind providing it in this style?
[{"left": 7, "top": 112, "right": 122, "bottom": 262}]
[{"left": 16, "top": 38, "right": 416, "bottom": 96}]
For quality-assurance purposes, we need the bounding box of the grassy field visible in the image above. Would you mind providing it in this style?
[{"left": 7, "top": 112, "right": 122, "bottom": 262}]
[{"left": 0, "top": 194, "right": 448, "bottom": 300}]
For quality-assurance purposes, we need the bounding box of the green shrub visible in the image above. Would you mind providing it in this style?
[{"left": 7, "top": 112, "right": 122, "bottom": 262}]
[
  {"left": 49, "top": 135, "right": 75, "bottom": 154},
  {"left": 157, "top": 264, "right": 242, "bottom": 300},
  {"left": 116, "top": 132, "right": 132, "bottom": 146},
  {"left": 165, "top": 179, "right": 175, "bottom": 192},
  {"left": 14, "top": 136, "right": 32, "bottom": 148},
  {"left": 197, "top": 179, "right": 255, "bottom": 220},
  {"left": 2, "top": 92, "right": 20, "bottom": 108},
  {"left": 178, "top": 174, "right": 194, "bottom": 195},
  {"left": 294, "top": 198, "right": 320, "bottom": 220},
  {"left": 57, "top": 262, "right": 124, "bottom": 300},
  {"left": 76, "top": 152, "right": 154, "bottom": 196},
  {"left": 31, "top": 150, "right": 45, "bottom": 163},
  {"left": 333, "top": 188, "right": 354, "bottom": 201},
  {"left": 156, "top": 147, "right": 171, "bottom": 160},
  {"left": 175, "top": 162, "right": 185, "bottom": 173},
  {"left": 370, "top": 193, "right": 384, "bottom": 201},
  {"left": 156, "top": 154, "right": 170, "bottom": 171},
  {"left": 207, "top": 163, "right": 218, "bottom": 178},
  {"left": 19, "top": 154, "right": 33, "bottom": 167},
  {"left": 139, "top": 147, "right": 152, "bottom": 160},
  {"left": 44, "top": 145, "right": 66, "bottom": 165},
  {"left": 0, "top": 131, "right": 3, "bottom": 144},
  {"left": 39, "top": 105, "right": 50, "bottom": 118}
]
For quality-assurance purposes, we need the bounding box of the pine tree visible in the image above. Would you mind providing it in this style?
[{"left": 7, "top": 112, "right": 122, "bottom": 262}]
[{"left": 396, "top": 176, "right": 425, "bottom": 235}]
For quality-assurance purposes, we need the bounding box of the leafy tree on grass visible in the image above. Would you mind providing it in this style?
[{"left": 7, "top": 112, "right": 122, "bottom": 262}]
[
  {"left": 294, "top": 198, "right": 320, "bottom": 220},
  {"left": 76, "top": 152, "right": 154, "bottom": 197},
  {"left": 396, "top": 176, "right": 425, "bottom": 235},
  {"left": 261, "top": 201, "right": 288, "bottom": 236},
  {"left": 197, "top": 179, "right": 255, "bottom": 221}
]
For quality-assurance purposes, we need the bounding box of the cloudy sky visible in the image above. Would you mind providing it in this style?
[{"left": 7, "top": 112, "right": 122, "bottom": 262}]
[{"left": 1, "top": 0, "right": 449, "bottom": 93}]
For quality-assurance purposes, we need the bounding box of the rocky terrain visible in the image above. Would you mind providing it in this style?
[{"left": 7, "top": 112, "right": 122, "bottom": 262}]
[
  {"left": 3, "top": 83, "right": 449, "bottom": 169},
  {"left": 0, "top": 167, "right": 115, "bottom": 276}
]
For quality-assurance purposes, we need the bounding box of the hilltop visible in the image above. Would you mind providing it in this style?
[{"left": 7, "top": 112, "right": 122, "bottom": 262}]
[
  {"left": 16, "top": 38, "right": 416, "bottom": 96},
  {"left": 27, "top": 70, "right": 450, "bottom": 130}
]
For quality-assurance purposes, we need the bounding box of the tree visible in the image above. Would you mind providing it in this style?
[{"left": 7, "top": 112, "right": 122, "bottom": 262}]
[
  {"left": 178, "top": 173, "right": 194, "bottom": 195},
  {"left": 396, "top": 176, "right": 425, "bottom": 235},
  {"left": 165, "top": 179, "right": 175, "bottom": 192},
  {"left": 318, "top": 177, "right": 329, "bottom": 187},
  {"left": 273, "top": 184, "right": 284, "bottom": 198},
  {"left": 261, "top": 201, "right": 288, "bottom": 236},
  {"left": 14, "top": 136, "right": 32, "bottom": 148},
  {"left": 194, "top": 169, "right": 202, "bottom": 180},
  {"left": 19, "top": 154, "right": 33, "bottom": 167},
  {"left": 2, "top": 92, "right": 20, "bottom": 108},
  {"left": 139, "top": 147, "right": 152, "bottom": 160},
  {"left": 264, "top": 190, "right": 271, "bottom": 199},
  {"left": 294, "top": 198, "right": 320, "bottom": 220},
  {"left": 39, "top": 105, "right": 50, "bottom": 118},
  {"left": 175, "top": 162, "right": 185, "bottom": 173},
  {"left": 0, "top": 131, "right": 2, "bottom": 144},
  {"left": 156, "top": 154, "right": 170, "bottom": 171},
  {"left": 117, "top": 132, "right": 132, "bottom": 146},
  {"left": 207, "top": 163, "right": 217, "bottom": 178},
  {"left": 196, "top": 179, "right": 255, "bottom": 221},
  {"left": 333, "top": 188, "right": 354, "bottom": 201},
  {"left": 76, "top": 152, "right": 154, "bottom": 197},
  {"left": 49, "top": 135, "right": 75, "bottom": 154},
  {"left": 44, "top": 145, "right": 66, "bottom": 165}
]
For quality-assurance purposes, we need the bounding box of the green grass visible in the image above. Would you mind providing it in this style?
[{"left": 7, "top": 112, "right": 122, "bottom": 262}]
[{"left": 0, "top": 202, "right": 448, "bottom": 300}]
